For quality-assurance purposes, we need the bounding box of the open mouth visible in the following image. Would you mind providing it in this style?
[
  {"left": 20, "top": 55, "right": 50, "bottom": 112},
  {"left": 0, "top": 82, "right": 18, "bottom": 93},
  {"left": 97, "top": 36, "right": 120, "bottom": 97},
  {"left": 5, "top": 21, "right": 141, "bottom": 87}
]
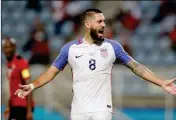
[
  {"left": 98, "top": 29, "right": 104, "bottom": 37},
  {"left": 98, "top": 29, "right": 104, "bottom": 34},
  {"left": 97, "top": 31, "right": 104, "bottom": 38}
]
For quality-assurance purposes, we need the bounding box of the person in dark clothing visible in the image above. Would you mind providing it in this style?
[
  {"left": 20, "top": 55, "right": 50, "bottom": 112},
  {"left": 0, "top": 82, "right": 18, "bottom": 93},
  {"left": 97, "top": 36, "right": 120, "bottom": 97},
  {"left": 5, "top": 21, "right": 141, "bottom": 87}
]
[
  {"left": 2, "top": 37, "right": 34, "bottom": 120},
  {"left": 25, "top": 0, "right": 42, "bottom": 13},
  {"left": 23, "top": 29, "right": 50, "bottom": 65},
  {"left": 151, "top": 1, "right": 176, "bottom": 24}
]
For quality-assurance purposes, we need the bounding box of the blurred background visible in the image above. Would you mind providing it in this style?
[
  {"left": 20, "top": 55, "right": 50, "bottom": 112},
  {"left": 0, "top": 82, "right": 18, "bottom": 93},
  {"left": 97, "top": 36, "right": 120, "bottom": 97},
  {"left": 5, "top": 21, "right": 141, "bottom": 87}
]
[{"left": 1, "top": 0, "right": 176, "bottom": 120}]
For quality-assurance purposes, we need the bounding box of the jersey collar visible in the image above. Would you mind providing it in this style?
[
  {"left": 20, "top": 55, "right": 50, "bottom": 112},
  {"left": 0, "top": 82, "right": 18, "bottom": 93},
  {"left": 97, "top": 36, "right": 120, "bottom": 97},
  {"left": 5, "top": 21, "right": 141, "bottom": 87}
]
[{"left": 7, "top": 54, "right": 17, "bottom": 64}]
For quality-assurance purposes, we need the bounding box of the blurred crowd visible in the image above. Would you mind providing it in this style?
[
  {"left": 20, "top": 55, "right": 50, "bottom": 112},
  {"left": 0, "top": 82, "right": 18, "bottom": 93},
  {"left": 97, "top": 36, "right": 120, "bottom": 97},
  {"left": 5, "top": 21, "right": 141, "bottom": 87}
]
[{"left": 2, "top": 0, "right": 176, "bottom": 65}]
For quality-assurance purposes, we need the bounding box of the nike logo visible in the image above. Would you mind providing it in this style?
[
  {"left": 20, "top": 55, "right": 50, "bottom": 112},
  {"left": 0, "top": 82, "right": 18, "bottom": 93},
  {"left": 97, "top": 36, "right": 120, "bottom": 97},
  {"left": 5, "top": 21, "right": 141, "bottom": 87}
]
[{"left": 75, "top": 55, "right": 83, "bottom": 58}]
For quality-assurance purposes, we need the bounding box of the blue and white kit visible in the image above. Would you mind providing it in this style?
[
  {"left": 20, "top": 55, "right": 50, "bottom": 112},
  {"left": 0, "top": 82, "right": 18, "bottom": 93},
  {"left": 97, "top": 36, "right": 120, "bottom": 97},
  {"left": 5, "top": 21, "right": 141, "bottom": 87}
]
[{"left": 53, "top": 38, "right": 132, "bottom": 115}]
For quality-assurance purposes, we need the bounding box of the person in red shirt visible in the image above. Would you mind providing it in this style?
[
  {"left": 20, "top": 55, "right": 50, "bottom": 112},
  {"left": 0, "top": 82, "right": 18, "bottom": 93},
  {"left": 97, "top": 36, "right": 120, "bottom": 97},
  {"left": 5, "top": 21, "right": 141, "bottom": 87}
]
[{"left": 2, "top": 37, "right": 34, "bottom": 120}]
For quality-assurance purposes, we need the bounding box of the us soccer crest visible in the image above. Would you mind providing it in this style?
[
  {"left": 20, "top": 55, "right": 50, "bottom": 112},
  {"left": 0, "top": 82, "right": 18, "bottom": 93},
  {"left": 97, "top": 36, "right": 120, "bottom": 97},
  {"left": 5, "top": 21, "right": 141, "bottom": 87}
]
[{"left": 100, "top": 48, "right": 108, "bottom": 58}]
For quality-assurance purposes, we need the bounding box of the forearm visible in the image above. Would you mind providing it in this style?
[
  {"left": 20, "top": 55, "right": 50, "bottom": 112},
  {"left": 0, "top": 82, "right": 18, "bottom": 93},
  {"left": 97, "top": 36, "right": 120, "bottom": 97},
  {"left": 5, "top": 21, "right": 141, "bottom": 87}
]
[
  {"left": 32, "top": 70, "right": 57, "bottom": 89},
  {"left": 7, "top": 99, "right": 10, "bottom": 108},
  {"left": 27, "top": 93, "right": 32, "bottom": 112},
  {"left": 127, "top": 60, "right": 164, "bottom": 86}
]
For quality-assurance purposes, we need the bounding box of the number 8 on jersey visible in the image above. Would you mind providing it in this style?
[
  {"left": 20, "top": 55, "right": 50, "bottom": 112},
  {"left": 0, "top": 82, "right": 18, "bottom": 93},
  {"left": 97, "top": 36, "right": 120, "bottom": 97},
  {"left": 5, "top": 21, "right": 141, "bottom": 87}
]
[{"left": 89, "top": 59, "right": 96, "bottom": 70}]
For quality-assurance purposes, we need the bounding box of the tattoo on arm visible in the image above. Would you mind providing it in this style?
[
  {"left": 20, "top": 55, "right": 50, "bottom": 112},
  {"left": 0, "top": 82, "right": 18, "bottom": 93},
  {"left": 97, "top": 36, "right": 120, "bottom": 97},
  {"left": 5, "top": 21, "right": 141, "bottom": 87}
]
[
  {"left": 126, "top": 60, "right": 153, "bottom": 76},
  {"left": 126, "top": 59, "right": 164, "bottom": 86}
]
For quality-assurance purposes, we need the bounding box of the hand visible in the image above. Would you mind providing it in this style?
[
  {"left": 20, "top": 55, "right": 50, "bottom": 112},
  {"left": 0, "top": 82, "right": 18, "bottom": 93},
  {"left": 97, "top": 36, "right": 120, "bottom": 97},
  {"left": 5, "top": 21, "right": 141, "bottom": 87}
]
[
  {"left": 15, "top": 84, "right": 34, "bottom": 99},
  {"left": 4, "top": 107, "right": 10, "bottom": 120},
  {"left": 26, "top": 112, "right": 33, "bottom": 120},
  {"left": 161, "top": 78, "right": 176, "bottom": 95}
]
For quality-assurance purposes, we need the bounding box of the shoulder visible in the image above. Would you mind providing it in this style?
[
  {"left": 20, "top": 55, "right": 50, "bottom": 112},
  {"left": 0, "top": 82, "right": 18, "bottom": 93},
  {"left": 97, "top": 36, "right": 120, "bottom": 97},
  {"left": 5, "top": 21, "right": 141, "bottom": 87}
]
[
  {"left": 16, "top": 55, "right": 23, "bottom": 60},
  {"left": 16, "top": 55, "right": 29, "bottom": 65},
  {"left": 62, "top": 39, "right": 80, "bottom": 51},
  {"left": 104, "top": 38, "right": 122, "bottom": 49},
  {"left": 58, "top": 39, "right": 81, "bottom": 57}
]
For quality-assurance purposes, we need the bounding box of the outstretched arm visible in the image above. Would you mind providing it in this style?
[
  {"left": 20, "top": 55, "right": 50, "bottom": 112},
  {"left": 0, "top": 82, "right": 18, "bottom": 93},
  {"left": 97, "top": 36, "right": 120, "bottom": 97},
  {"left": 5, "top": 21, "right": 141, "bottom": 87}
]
[
  {"left": 15, "top": 66, "right": 60, "bottom": 99},
  {"left": 126, "top": 59, "right": 163, "bottom": 86},
  {"left": 126, "top": 59, "right": 176, "bottom": 95},
  {"left": 32, "top": 65, "right": 60, "bottom": 89},
  {"left": 15, "top": 42, "right": 70, "bottom": 99},
  {"left": 109, "top": 40, "right": 176, "bottom": 95}
]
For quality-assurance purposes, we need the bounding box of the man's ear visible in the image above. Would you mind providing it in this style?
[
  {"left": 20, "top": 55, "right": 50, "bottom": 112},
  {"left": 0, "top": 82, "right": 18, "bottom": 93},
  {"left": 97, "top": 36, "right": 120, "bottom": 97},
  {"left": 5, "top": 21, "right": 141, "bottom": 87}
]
[{"left": 85, "top": 21, "right": 90, "bottom": 29}]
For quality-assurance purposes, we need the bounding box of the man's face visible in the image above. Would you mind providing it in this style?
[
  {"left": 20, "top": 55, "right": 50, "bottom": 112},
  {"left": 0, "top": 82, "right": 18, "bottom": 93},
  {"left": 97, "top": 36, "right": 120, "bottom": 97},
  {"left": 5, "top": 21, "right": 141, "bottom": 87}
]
[
  {"left": 2, "top": 40, "right": 16, "bottom": 60},
  {"left": 88, "top": 13, "right": 106, "bottom": 41}
]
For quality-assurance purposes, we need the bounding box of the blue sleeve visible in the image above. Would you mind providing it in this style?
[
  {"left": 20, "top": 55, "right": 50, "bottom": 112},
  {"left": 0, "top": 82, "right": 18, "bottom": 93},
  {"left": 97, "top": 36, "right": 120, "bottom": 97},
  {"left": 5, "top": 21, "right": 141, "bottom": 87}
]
[
  {"left": 111, "top": 41, "right": 132, "bottom": 65},
  {"left": 52, "top": 44, "right": 69, "bottom": 70}
]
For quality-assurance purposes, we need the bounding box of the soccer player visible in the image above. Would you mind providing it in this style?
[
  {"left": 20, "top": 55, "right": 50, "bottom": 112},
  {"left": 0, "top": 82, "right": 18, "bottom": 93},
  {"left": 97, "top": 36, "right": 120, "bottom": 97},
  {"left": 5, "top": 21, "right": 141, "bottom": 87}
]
[
  {"left": 15, "top": 9, "right": 176, "bottom": 120},
  {"left": 2, "top": 37, "right": 34, "bottom": 120}
]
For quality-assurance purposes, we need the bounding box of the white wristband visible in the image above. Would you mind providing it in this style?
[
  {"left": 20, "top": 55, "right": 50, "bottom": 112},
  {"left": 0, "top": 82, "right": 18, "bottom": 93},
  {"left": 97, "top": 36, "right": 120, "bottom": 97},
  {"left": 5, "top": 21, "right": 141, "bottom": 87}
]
[{"left": 29, "top": 84, "right": 35, "bottom": 90}]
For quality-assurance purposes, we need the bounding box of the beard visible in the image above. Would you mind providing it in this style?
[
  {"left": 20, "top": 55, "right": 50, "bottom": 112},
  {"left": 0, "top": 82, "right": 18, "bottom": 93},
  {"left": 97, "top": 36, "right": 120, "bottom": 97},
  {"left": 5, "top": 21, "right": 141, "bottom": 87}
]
[
  {"left": 90, "top": 28, "right": 104, "bottom": 46},
  {"left": 6, "top": 51, "right": 15, "bottom": 62}
]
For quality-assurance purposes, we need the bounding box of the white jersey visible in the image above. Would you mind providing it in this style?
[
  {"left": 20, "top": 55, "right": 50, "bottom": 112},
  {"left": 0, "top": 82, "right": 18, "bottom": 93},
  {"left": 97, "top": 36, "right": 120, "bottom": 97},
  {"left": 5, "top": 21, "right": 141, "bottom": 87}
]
[{"left": 53, "top": 38, "right": 132, "bottom": 114}]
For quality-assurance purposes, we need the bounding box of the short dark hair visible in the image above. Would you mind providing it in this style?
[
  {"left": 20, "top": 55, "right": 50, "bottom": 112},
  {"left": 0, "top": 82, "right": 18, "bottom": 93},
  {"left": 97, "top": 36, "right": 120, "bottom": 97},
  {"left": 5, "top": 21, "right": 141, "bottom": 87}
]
[{"left": 82, "top": 8, "right": 102, "bottom": 22}]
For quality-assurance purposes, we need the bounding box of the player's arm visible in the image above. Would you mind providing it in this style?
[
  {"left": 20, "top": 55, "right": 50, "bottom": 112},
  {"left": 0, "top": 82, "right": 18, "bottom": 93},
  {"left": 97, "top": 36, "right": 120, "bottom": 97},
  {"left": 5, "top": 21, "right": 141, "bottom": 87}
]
[
  {"left": 113, "top": 40, "right": 176, "bottom": 95},
  {"left": 126, "top": 59, "right": 164, "bottom": 86},
  {"left": 32, "top": 65, "right": 60, "bottom": 89},
  {"left": 15, "top": 43, "right": 69, "bottom": 98},
  {"left": 113, "top": 41, "right": 164, "bottom": 86},
  {"left": 125, "top": 59, "right": 176, "bottom": 95},
  {"left": 32, "top": 41, "right": 69, "bottom": 89},
  {"left": 15, "top": 64, "right": 62, "bottom": 99}
]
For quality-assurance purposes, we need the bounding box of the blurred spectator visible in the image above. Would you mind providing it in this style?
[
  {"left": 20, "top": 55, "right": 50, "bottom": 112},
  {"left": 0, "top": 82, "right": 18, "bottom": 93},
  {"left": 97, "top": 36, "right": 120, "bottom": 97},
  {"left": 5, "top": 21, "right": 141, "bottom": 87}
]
[
  {"left": 30, "top": 16, "right": 45, "bottom": 32},
  {"left": 158, "top": 13, "right": 176, "bottom": 54},
  {"left": 51, "top": 0, "right": 70, "bottom": 36},
  {"left": 51, "top": 0, "right": 92, "bottom": 39},
  {"left": 151, "top": 1, "right": 176, "bottom": 24},
  {"left": 95, "top": 1, "right": 123, "bottom": 20},
  {"left": 23, "top": 18, "right": 50, "bottom": 65},
  {"left": 169, "top": 26, "right": 176, "bottom": 54},
  {"left": 114, "top": 29, "right": 133, "bottom": 64},
  {"left": 119, "top": 30, "right": 133, "bottom": 57},
  {"left": 115, "top": 1, "right": 141, "bottom": 32},
  {"left": 65, "top": 1, "right": 92, "bottom": 35},
  {"left": 104, "top": 20, "right": 114, "bottom": 39},
  {"left": 25, "top": 0, "right": 42, "bottom": 13},
  {"left": 104, "top": 26, "right": 114, "bottom": 39},
  {"left": 159, "top": 14, "right": 176, "bottom": 34},
  {"left": 113, "top": 1, "right": 140, "bottom": 63}
]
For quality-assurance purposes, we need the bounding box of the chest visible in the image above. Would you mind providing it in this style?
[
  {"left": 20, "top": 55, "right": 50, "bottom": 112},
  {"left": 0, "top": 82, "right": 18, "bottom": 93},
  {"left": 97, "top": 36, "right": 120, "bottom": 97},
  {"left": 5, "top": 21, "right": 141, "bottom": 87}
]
[
  {"left": 7, "top": 62, "right": 21, "bottom": 81},
  {"left": 68, "top": 45, "right": 115, "bottom": 70}
]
